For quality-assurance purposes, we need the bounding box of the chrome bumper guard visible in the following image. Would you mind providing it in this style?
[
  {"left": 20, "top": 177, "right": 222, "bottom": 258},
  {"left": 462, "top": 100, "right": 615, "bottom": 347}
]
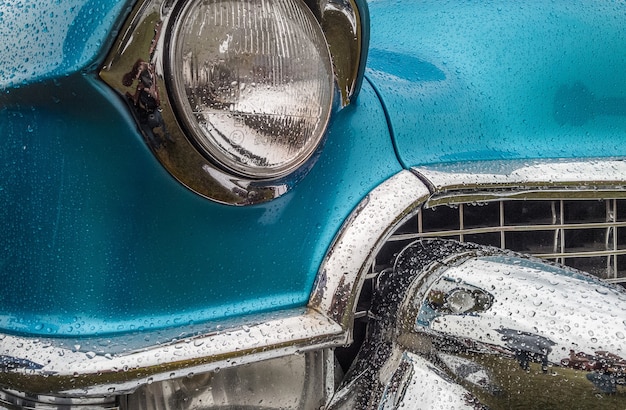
[{"left": 328, "top": 239, "right": 626, "bottom": 409}]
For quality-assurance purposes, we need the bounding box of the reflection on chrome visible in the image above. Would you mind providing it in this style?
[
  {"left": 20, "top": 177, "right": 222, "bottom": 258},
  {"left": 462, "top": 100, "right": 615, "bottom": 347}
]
[
  {"left": 329, "top": 239, "right": 626, "bottom": 409},
  {"left": 316, "top": 0, "right": 367, "bottom": 106}
]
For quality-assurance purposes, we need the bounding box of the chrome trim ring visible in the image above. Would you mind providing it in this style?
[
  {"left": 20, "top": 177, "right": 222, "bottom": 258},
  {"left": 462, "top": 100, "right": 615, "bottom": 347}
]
[{"left": 100, "top": 0, "right": 284, "bottom": 205}]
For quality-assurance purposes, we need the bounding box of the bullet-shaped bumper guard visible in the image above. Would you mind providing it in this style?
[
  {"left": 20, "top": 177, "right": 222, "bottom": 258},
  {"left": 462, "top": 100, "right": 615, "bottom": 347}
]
[{"left": 328, "top": 239, "right": 626, "bottom": 409}]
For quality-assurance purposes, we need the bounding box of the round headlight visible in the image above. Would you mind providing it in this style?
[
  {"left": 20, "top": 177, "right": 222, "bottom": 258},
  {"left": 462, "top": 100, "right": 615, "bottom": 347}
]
[{"left": 168, "top": 0, "right": 334, "bottom": 179}]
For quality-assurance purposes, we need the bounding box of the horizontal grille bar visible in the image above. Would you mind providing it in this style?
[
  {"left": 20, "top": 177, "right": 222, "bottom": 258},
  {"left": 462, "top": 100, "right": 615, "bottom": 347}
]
[{"left": 383, "top": 199, "right": 626, "bottom": 284}]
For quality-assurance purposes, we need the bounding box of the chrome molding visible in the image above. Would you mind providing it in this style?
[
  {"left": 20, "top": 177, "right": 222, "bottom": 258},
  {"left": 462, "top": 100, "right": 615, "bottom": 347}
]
[
  {"left": 0, "top": 390, "right": 117, "bottom": 409},
  {"left": 99, "top": 0, "right": 367, "bottom": 205},
  {"left": 0, "top": 170, "right": 428, "bottom": 400},
  {"left": 413, "top": 158, "right": 626, "bottom": 203},
  {"left": 309, "top": 170, "right": 431, "bottom": 331},
  {"left": 121, "top": 349, "right": 332, "bottom": 409},
  {"left": 3, "top": 160, "right": 624, "bottom": 400},
  {"left": 0, "top": 308, "right": 341, "bottom": 397}
]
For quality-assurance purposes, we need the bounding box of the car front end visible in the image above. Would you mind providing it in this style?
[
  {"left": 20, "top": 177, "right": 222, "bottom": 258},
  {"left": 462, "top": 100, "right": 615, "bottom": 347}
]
[{"left": 0, "top": 0, "right": 625, "bottom": 408}]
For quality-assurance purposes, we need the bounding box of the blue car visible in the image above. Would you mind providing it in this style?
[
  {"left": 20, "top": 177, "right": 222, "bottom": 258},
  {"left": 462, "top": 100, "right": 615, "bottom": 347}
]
[{"left": 1, "top": 0, "right": 625, "bottom": 408}]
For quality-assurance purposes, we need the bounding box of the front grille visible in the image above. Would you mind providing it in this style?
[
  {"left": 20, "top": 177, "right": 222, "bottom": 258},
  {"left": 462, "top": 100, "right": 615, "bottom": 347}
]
[
  {"left": 374, "top": 198, "right": 626, "bottom": 284},
  {"left": 340, "top": 195, "right": 626, "bottom": 372}
]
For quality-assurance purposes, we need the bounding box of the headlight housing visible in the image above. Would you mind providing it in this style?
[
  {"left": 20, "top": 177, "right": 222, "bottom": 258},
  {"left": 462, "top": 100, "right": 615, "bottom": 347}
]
[
  {"left": 167, "top": 0, "right": 334, "bottom": 179},
  {"left": 100, "top": 0, "right": 368, "bottom": 205}
]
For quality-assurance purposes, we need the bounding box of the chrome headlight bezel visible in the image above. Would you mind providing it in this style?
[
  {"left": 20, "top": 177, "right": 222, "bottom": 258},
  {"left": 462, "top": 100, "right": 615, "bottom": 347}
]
[{"left": 100, "top": 0, "right": 368, "bottom": 205}]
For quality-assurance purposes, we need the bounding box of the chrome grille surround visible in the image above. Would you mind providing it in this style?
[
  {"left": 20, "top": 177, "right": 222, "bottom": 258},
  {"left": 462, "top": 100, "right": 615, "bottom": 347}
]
[
  {"left": 314, "top": 160, "right": 626, "bottom": 335},
  {"left": 403, "top": 161, "right": 626, "bottom": 285}
]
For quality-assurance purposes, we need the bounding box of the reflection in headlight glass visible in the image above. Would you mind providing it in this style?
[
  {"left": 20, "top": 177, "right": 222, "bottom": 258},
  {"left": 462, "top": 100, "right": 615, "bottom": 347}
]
[{"left": 170, "top": 0, "right": 333, "bottom": 178}]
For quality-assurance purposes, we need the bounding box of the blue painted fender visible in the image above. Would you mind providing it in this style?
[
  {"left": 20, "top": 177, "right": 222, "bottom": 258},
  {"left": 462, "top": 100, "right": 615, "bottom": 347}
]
[{"left": 0, "top": 1, "right": 401, "bottom": 336}]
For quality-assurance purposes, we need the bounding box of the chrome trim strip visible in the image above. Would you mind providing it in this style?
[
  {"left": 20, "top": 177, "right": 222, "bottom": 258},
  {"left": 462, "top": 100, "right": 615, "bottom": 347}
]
[
  {"left": 393, "top": 222, "right": 626, "bottom": 238},
  {"left": 0, "top": 390, "right": 118, "bottom": 409},
  {"left": 0, "top": 308, "right": 342, "bottom": 397},
  {"left": 309, "top": 170, "right": 431, "bottom": 331},
  {"left": 121, "top": 349, "right": 333, "bottom": 409},
  {"left": 412, "top": 158, "right": 626, "bottom": 199}
]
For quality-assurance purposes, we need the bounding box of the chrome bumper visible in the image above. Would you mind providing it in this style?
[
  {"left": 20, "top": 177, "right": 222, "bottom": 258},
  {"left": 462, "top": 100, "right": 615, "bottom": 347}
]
[{"left": 0, "top": 309, "right": 341, "bottom": 398}]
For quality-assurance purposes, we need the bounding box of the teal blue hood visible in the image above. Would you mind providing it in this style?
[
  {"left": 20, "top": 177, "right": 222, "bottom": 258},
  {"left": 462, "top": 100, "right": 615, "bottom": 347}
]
[{"left": 366, "top": 0, "right": 626, "bottom": 166}]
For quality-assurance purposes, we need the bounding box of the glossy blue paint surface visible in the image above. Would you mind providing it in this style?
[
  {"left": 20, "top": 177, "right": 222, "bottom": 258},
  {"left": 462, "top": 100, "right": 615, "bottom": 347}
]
[
  {"left": 367, "top": 0, "right": 626, "bottom": 166},
  {"left": 0, "top": 69, "right": 399, "bottom": 336},
  {"left": 0, "top": 0, "right": 132, "bottom": 88}
]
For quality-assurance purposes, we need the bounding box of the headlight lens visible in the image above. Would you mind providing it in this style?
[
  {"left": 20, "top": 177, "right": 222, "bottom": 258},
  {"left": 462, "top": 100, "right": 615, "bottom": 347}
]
[{"left": 168, "top": 0, "right": 334, "bottom": 179}]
